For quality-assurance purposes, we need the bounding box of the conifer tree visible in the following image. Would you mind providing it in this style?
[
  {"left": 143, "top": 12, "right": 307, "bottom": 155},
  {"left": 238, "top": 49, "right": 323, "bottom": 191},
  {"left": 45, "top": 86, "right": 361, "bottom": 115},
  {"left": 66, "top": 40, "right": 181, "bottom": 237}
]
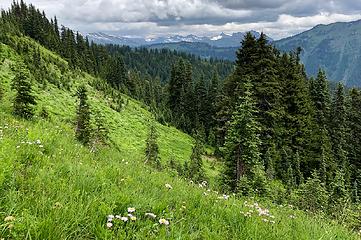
[
  {"left": 265, "top": 143, "right": 278, "bottom": 180},
  {"left": 75, "top": 85, "right": 91, "bottom": 145},
  {"left": 222, "top": 79, "right": 262, "bottom": 191},
  {"left": 294, "top": 151, "right": 304, "bottom": 185},
  {"left": 145, "top": 124, "right": 161, "bottom": 169},
  {"left": 0, "top": 79, "right": 3, "bottom": 101},
  {"left": 105, "top": 55, "right": 128, "bottom": 90},
  {"left": 330, "top": 83, "right": 348, "bottom": 171},
  {"left": 187, "top": 137, "right": 205, "bottom": 182},
  {"left": 92, "top": 110, "right": 109, "bottom": 147},
  {"left": 311, "top": 69, "right": 334, "bottom": 179},
  {"left": 345, "top": 89, "right": 361, "bottom": 195},
  {"left": 11, "top": 63, "right": 36, "bottom": 119}
]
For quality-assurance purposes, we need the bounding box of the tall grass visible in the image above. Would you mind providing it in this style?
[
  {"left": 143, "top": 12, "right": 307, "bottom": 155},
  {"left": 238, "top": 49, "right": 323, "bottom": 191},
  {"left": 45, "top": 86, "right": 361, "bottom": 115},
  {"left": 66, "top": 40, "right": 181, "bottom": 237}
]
[{"left": 0, "top": 39, "right": 359, "bottom": 239}]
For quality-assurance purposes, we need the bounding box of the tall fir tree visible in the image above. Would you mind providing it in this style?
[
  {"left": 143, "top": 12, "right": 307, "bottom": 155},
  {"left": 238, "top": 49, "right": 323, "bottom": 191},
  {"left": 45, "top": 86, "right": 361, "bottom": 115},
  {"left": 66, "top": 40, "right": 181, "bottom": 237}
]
[
  {"left": 11, "top": 63, "right": 36, "bottom": 119},
  {"left": 187, "top": 137, "right": 205, "bottom": 182},
  {"left": 75, "top": 85, "right": 92, "bottom": 145},
  {"left": 222, "top": 79, "right": 263, "bottom": 192},
  {"left": 145, "top": 124, "right": 161, "bottom": 169},
  {"left": 105, "top": 55, "right": 128, "bottom": 90}
]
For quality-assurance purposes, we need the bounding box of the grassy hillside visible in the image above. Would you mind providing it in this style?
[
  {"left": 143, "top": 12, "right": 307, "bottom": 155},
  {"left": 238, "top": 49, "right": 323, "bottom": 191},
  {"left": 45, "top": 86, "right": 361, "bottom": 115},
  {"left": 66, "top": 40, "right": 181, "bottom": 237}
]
[{"left": 0, "top": 38, "right": 359, "bottom": 239}]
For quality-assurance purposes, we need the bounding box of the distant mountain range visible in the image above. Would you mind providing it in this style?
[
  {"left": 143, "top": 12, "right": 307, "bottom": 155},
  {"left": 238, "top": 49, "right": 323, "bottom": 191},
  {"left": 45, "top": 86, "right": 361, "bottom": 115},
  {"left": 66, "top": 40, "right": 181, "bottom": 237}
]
[
  {"left": 274, "top": 20, "right": 361, "bottom": 86},
  {"left": 88, "top": 20, "right": 361, "bottom": 86},
  {"left": 87, "top": 31, "right": 270, "bottom": 48}
]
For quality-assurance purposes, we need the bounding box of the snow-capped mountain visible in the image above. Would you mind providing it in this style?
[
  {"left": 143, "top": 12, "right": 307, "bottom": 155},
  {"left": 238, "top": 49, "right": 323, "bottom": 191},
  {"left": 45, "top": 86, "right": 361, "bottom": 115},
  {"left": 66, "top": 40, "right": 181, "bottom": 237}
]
[{"left": 87, "top": 31, "right": 272, "bottom": 48}]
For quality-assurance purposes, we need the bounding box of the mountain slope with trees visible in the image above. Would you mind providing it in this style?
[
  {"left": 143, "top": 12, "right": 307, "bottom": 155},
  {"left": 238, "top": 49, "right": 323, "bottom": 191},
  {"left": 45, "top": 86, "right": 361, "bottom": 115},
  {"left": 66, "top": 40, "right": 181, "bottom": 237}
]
[
  {"left": 274, "top": 19, "right": 361, "bottom": 86},
  {"left": 0, "top": 1, "right": 361, "bottom": 239},
  {"left": 1, "top": 16, "right": 358, "bottom": 240}
]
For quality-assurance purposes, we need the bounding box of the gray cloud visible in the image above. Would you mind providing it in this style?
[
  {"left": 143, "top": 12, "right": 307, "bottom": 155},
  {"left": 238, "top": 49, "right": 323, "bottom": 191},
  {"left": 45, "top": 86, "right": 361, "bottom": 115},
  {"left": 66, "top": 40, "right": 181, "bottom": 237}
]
[{"left": 1, "top": 0, "right": 361, "bottom": 39}]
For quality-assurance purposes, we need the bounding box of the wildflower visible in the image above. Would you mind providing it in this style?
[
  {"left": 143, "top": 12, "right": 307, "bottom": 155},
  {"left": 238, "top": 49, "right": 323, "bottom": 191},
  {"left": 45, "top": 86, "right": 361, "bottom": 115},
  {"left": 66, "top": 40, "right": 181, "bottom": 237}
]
[
  {"left": 39, "top": 145, "right": 44, "bottom": 148},
  {"left": 16, "top": 145, "right": 20, "bottom": 149},
  {"left": 36, "top": 140, "right": 41, "bottom": 144},
  {"left": 203, "top": 192, "right": 208, "bottom": 196},
  {"left": 130, "top": 216, "right": 137, "bottom": 221},
  {"left": 115, "top": 215, "right": 121, "bottom": 219},
  {"left": 159, "top": 218, "right": 170, "bottom": 225},
  {"left": 165, "top": 183, "right": 173, "bottom": 190},
  {"left": 289, "top": 215, "right": 296, "bottom": 219},
  {"left": 120, "top": 217, "right": 128, "bottom": 222},
  {"left": 125, "top": 162, "right": 129, "bottom": 165},
  {"left": 262, "top": 219, "right": 269, "bottom": 222},
  {"left": 107, "top": 215, "right": 114, "bottom": 222},
  {"left": 270, "top": 220, "right": 276, "bottom": 224},
  {"left": 223, "top": 194, "right": 229, "bottom": 200},
  {"left": 145, "top": 213, "right": 157, "bottom": 219},
  {"left": 4, "top": 216, "right": 15, "bottom": 222},
  {"left": 128, "top": 207, "right": 136, "bottom": 213},
  {"left": 106, "top": 222, "right": 113, "bottom": 228}
]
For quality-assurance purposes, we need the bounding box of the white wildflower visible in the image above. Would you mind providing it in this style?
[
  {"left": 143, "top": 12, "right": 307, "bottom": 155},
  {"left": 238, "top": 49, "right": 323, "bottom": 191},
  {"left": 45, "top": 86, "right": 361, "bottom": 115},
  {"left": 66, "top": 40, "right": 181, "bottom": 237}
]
[
  {"left": 107, "top": 215, "right": 114, "bottom": 222},
  {"left": 120, "top": 217, "right": 128, "bottom": 222},
  {"left": 165, "top": 183, "right": 173, "bottom": 190},
  {"left": 128, "top": 207, "right": 136, "bottom": 213},
  {"left": 159, "top": 218, "right": 170, "bottom": 225},
  {"left": 106, "top": 222, "right": 113, "bottom": 228}
]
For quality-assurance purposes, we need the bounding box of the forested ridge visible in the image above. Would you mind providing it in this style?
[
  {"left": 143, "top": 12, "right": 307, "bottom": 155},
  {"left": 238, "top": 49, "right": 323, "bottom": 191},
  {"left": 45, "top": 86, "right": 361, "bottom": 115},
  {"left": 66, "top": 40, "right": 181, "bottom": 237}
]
[{"left": 1, "top": 1, "right": 361, "bottom": 236}]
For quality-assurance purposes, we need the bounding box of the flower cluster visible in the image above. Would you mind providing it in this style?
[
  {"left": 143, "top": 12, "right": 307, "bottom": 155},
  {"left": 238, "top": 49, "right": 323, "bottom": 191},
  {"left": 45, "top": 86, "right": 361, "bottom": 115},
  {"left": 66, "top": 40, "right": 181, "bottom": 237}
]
[
  {"left": 241, "top": 201, "right": 276, "bottom": 224},
  {"left": 16, "top": 139, "right": 44, "bottom": 149},
  {"left": 105, "top": 207, "right": 170, "bottom": 229}
]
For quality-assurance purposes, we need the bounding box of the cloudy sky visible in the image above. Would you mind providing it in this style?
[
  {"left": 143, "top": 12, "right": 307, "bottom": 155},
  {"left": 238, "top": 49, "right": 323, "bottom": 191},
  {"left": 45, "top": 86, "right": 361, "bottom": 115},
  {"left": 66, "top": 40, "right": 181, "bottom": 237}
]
[{"left": 1, "top": 0, "right": 361, "bottom": 39}]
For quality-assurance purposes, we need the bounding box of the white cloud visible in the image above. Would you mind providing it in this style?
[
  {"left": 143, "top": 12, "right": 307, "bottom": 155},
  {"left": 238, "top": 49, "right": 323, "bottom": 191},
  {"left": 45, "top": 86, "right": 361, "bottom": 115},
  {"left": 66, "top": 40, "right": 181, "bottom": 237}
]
[{"left": 1, "top": 0, "right": 361, "bottom": 39}]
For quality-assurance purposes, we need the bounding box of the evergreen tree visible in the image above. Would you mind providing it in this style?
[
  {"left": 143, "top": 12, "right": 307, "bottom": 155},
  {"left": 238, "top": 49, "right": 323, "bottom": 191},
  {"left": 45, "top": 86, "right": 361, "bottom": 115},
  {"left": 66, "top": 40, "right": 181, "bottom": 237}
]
[
  {"left": 294, "top": 151, "right": 304, "bottom": 185},
  {"left": 187, "top": 137, "right": 205, "bottom": 182},
  {"left": 105, "top": 55, "right": 128, "bottom": 90},
  {"left": 222, "top": 79, "right": 263, "bottom": 192},
  {"left": 311, "top": 69, "right": 334, "bottom": 181},
  {"left": 330, "top": 84, "right": 350, "bottom": 184},
  {"left": 11, "top": 63, "right": 36, "bottom": 119},
  {"left": 0, "top": 78, "right": 3, "bottom": 100},
  {"left": 92, "top": 110, "right": 109, "bottom": 147},
  {"left": 145, "top": 124, "right": 161, "bottom": 169},
  {"left": 75, "top": 85, "right": 91, "bottom": 145},
  {"left": 345, "top": 89, "right": 361, "bottom": 196}
]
